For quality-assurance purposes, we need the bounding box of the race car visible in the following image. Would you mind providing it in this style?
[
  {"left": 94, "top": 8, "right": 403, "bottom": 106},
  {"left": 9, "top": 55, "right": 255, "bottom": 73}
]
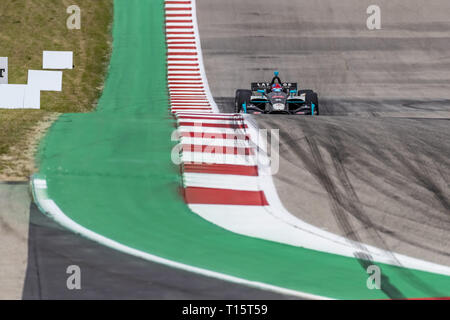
[{"left": 234, "top": 71, "right": 319, "bottom": 115}]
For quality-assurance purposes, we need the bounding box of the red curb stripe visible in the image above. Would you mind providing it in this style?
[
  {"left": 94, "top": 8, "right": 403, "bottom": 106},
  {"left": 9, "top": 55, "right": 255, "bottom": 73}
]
[
  {"left": 170, "top": 94, "right": 206, "bottom": 96},
  {"left": 173, "top": 111, "right": 213, "bottom": 114},
  {"left": 172, "top": 97, "right": 207, "bottom": 99},
  {"left": 166, "top": 7, "right": 192, "bottom": 11},
  {"left": 184, "top": 187, "right": 268, "bottom": 206},
  {"left": 168, "top": 73, "right": 201, "bottom": 77},
  {"left": 174, "top": 109, "right": 213, "bottom": 112},
  {"left": 168, "top": 77, "right": 202, "bottom": 80},
  {"left": 172, "top": 101, "right": 209, "bottom": 103},
  {"left": 170, "top": 93, "right": 208, "bottom": 97},
  {"left": 167, "top": 63, "right": 199, "bottom": 66},
  {"left": 166, "top": 36, "right": 195, "bottom": 40},
  {"left": 167, "top": 43, "right": 197, "bottom": 50},
  {"left": 167, "top": 52, "right": 198, "bottom": 56},
  {"left": 172, "top": 105, "right": 211, "bottom": 107},
  {"left": 169, "top": 81, "right": 203, "bottom": 83},
  {"left": 172, "top": 107, "right": 212, "bottom": 110},
  {"left": 180, "top": 132, "right": 250, "bottom": 140},
  {"left": 167, "top": 58, "right": 198, "bottom": 61},
  {"left": 170, "top": 93, "right": 206, "bottom": 95},
  {"left": 169, "top": 89, "right": 205, "bottom": 91},
  {"left": 171, "top": 96, "right": 208, "bottom": 99},
  {"left": 184, "top": 163, "right": 258, "bottom": 176},
  {"left": 172, "top": 108, "right": 212, "bottom": 111},
  {"left": 177, "top": 116, "right": 243, "bottom": 121},
  {"left": 165, "top": 14, "right": 193, "bottom": 18},
  {"left": 173, "top": 108, "right": 212, "bottom": 110},
  {"left": 171, "top": 101, "right": 210, "bottom": 103},
  {"left": 182, "top": 144, "right": 254, "bottom": 155},
  {"left": 169, "top": 70, "right": 200, "bottom": 73},
  {"left": 172, "top": 108, "right": 213, "bottom": 110},
  {"left": 170, "top": 92, "right": 205, "bottom": 94},
  {"left": 166, "top": 31, "right": 195, "bottom": 35},
  {"left": 172, "top": 106, "right": 211, "bottom": 108},
  {"left": 168, "top": 80, "right": 203, "bottom": 82},
  {"left": 165, "top": 1, "right": 191, "bottom": 4},
  {"left": 168, "top": 66, "right": 199, "bottom": 69},
  {"left": 166, "top": 25, "right": 194, "bottom": 29},
  {"left": 166, "top": 43, "right": 196, "bottom": 46},
  {"left": 171, "top": 92, "right": 205, "bottom": 94},
  {"left": 169, "top": 88, "right": 205, "bottom": 90},
  {"left": 167, "top": 47, "right": 197, "bottom": 50},
  {"left": 165, "top": 20, "right": 193, "bottom": 24},
  {"left": 169, "top": 82, "right": 203, "bottom": 85},
  {"left": 179, "top": 122, "right": 248, "bottom": 129},
  {"left": 172, "top": 100, "right": 209, "bottom": 102}
]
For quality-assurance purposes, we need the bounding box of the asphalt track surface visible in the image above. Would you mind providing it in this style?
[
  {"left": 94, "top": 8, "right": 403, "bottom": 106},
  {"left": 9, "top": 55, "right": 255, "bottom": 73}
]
[
  {"left": 22, "top": 202, "right": 292, "bottom": 299},
  {"left": 197, "top": 0, "right": 450, "bottom": 268}
]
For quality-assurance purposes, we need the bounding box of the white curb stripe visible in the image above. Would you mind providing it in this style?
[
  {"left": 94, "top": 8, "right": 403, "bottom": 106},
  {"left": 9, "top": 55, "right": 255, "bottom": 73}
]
[{"left": 184, "top": 173, "right": 261, "bottom": 191}]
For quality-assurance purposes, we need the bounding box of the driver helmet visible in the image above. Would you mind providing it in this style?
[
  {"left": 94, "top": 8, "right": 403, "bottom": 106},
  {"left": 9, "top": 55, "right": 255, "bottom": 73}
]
[{"left": 272, "top": 83, "right": 283, "bottom": 92}]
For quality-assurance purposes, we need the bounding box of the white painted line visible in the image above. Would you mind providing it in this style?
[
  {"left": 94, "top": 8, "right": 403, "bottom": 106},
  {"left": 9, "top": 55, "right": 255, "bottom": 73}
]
[
  {"left": 184, "top": 173, "right": 261, "bottom": 191},
  {"left": 177, "top": 119, "right": 246, "bottom": 125},
  {"left": 178, "top": 126, "right": 247, "bottom": 135},
  {"left": 181, "top": 137, "right": 251, "bottom": 148},
  {"left": 30, "top": 177, "right": 327, "bottom": 300}
]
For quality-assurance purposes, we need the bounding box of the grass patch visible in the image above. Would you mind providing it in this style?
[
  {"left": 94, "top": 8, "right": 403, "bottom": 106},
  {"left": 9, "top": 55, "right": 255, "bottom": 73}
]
[{"left": 0, "top": 0, "right": 113, "bottom": 180}]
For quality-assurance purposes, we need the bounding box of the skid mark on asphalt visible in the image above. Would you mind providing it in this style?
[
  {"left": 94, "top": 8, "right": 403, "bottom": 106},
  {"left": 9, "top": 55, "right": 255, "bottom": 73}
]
[{"left": 270, "top": 118, "right": 447, "bottom": 298}]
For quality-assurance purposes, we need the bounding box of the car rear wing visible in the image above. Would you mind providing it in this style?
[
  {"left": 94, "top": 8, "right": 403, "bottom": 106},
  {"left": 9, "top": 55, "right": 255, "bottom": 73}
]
[{"left": 251, "top": 82, "right": 298, "bottom": 92}]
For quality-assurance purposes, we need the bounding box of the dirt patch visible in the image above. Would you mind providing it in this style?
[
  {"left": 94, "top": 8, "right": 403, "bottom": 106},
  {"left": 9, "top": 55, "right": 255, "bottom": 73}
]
[{"left": 0, "top": 113, "right": 59, "bottom": 181}]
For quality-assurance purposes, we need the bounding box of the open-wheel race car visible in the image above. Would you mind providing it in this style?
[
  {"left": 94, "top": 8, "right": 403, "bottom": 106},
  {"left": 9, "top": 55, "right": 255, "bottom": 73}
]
[{"left": 235, "top": 71, "right": 319, "bottom": 115}]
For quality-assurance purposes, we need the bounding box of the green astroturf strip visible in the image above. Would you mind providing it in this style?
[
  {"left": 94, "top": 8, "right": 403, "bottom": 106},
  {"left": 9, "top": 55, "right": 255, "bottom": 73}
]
[{"left": 35, "top": 0, "right": 450, "bottom": 299}]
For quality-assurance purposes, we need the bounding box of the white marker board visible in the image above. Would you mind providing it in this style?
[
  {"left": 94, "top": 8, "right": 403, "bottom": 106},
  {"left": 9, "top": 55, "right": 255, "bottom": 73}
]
[
  {"left": 0, "top": 84, "right": 41, "bottom": 109},
  {"left": 43, "top": 51, "right": 73, "bottom": 69},
  {"left": 23, "top": 86, "right": 40, "bottom": 109},
  {"left": 0, "top": 84, "right": 25, "bottom": 109},
  {"left": 28, "top": 70, "right": 63, "bottom": 91}
]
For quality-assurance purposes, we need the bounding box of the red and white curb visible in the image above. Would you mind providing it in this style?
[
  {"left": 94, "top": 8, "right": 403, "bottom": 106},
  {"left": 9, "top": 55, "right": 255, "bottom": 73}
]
[{"left": 165, "top": 0, "right": 450, "bottom": 277}]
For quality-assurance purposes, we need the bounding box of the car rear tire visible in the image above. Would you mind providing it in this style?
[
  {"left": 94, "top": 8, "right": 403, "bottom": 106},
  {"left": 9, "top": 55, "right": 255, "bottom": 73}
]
[
  {"left": 235, "top": 89, "right": 252, "bottom": 113},
  {"left": 298, "top": 89, "right": 314, "bottom": 96},
  {"left": 305, "top": 92, "right": 319, "bottom": 115}
]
